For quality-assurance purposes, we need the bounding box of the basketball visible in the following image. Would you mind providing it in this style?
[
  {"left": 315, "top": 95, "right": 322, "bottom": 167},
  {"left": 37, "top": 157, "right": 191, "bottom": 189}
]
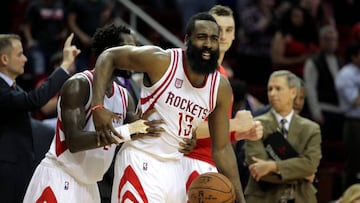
[{"left": 188, "top": 172, "right": 235, "bottom": 203}]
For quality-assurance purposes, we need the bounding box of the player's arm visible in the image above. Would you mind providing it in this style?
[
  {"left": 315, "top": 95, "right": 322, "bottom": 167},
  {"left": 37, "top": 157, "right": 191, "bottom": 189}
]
[
  {"left": 179, "top": 128, "right": 197, "bottom": 154},
  {"left": 92, "top": 45, "right": 169, "bottom": 106},
  {"left": 208, "top": 76, "right": 245, "bottom": 203},
  {"left": 91, "top": 45, "right": 170, "bottom": 141},
  {"left": 61, "top": 76, "right": 162, "bottom": 152},
  {"left": 122, "top": 91, "right": 165, "bottom": 140},
  {"left": 61, "top": 75, "right": 119, "bottom": 152},
  {"left": 195, "top": 110, "right": 262, "bottom": 141}
]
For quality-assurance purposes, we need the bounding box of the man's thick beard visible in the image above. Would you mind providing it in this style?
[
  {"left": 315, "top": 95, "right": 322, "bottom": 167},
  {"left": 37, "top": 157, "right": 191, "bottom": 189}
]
[{"left": 186, "top": 42, "right": 219, "bottom": 75}]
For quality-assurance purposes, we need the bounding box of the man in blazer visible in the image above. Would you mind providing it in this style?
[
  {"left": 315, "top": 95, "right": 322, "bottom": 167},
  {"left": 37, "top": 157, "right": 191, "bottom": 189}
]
[
  {"left": 245, "top": 70, "right": 322, "bottom": 203},
  {"left": 0, "top": 33, "right": 80, "bottom": 202}
]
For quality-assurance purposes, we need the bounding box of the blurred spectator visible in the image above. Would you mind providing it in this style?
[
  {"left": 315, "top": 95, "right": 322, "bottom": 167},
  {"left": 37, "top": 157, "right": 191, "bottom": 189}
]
[
  {"left": 0, "top": 33, "right": 79, "bottom": 203},
  {"left": 245, "top": 70, "right": 321, "bottom": 203},
  {"left": 271, "top": 5, "right": 318, "bottom": 78},
  {"left": 292, "top": 77, "right": 306, "bottom": 115},
  {"left": 23, "top": 0, "right": 67, "bottom": 77},
  {"left": 349, "top": 22, "right": 360, "bottom": 44},
  {"left": 230, "top": 79, "right": 263, "bottom": 116},
  {"left": 332, "top": 0, "right": 360, "bottom": 62},
  {"left": 236, "top": 75, "right": 305, "bottom": 190},
  {"left": 304, "top": 25, "right": 344, "bottom": 139},
  {"left": 335, "top": 42, "right": 360, "bottom": 191},
  {"left": 299, "top": 0, "right": 335, "bottom": 28},
  {"left": 236, "top": 0, "right": 277, "bottom": 85},
  {"left": 175, "top": 0, "right": 216, "bottom": 34},
  {"left": 67, "top": 0, "right": 116, "bottom": 72},
  {"left": 272, "top": 0, "right": 293, "bottom": 20},
  {"left": 332, "top": 0, "right": 360, "bottom": 30},
  {"left": 236, "top": 0, "right": 251, "bottom": 12},
  {"left": 33, "top": 51, "right": 75, "bottom": 129},
  {"left": 0, "top": 0, "right": 29, "bottom": 34},
  {"left": 10, "top": 0, "right": 30, "bottom": 35},
  {"left": 252, "top": 76, "right": 305, "bottom": 116}
]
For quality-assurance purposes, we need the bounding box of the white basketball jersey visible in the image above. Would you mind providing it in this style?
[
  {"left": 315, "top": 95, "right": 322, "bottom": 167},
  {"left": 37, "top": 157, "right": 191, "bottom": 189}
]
[
  {"left": 127, "top": 48, "right": 220, "bottom": 161},
  {"left": 45, "top": 70, "right": 128, "bottom": 184}
]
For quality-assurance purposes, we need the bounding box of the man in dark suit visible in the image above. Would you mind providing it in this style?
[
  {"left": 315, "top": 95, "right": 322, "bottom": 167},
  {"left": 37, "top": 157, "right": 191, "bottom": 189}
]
[
  {"left": 0, "top": 33, "right": 80, "bottom": 202},
  {"left": 245, "top": 70, "right": 322, "bottom": 203}
]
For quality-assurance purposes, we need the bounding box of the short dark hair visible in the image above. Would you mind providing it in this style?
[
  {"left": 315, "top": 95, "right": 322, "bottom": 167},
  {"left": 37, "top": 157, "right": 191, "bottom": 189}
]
[
  {"left": 209, "top": 5, "right": 233, "bottom": 17},
  {"left": 345, "top": 42, "right": 360, "bottom": 63},
  {"left": 49, "top": 51, "right": 63, "bottom": 68},
  {"left": 230, "top": 79, "right": 247, "bottom": 103},
  {"left": 0, "top": 34, "right": 21, "bottom": 54},
  {"left": 92, "top": 23, "right": 132, "bottom": 57},
  {"left": 269, "top": 70, "right": 299, "bottom": 89},
  {"left": 185, "top": 12, "right": 218, "bottom": 37}
]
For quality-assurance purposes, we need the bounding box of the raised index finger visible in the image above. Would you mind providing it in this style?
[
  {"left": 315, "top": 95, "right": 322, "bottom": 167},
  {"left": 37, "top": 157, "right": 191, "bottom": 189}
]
[{"left": 64, "top": 33, "right": 74, "bottom": 48}]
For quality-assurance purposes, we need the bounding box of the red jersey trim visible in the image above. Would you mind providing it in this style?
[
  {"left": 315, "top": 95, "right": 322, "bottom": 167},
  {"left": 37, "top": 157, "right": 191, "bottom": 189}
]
[
  {"left": 118, "top": 85, "right": 128, "bottom": 114},
  {"left": 140, "top": 49, "right": 179, "bottom": 115},
  {"left": 140, "top": 50, "right": 178, "bottom": 104},
  {"left": 209, "top": 71, "right": 219, "bottom": 112},
  {"left": 55, "top": 118, "right": 67, "bottom": 156}
]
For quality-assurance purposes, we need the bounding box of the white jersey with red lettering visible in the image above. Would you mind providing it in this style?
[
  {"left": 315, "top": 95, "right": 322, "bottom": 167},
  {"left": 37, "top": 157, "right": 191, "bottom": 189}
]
[
  {"left": 182, "top": 65, "right": 231, "bottom": 194},
  {"left": 23, "top": 70, "right": 128, "bottom": 203},
  {"left": 112, "top": 48, "right": 220, "bottom": 203},
  {"left": 47, "top": 70, "right": 128, "bottom": 183},
  {"left": 128, "top": 48, "right": 220, "bottom": 161}
]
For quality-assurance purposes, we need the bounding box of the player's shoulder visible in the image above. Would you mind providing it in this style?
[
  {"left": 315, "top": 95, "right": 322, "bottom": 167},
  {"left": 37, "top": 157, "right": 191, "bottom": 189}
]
[
  {"left": 216, "top": 74, "right": 232, "bottom": 102},
  {"left": 134, "top": 45, "right": 172, "bottom": 62},
  {"left": 67, "top": 72, "right": 90, "bottom": 84},
  {"left": 218, "top": 73, "right": 231, "bottom": 89},
  {"left": 137, "top": 45, "right": 168, "bottom": 54},
  {"left": 62, "top": 72, "right": 90, "bottom": 93}
]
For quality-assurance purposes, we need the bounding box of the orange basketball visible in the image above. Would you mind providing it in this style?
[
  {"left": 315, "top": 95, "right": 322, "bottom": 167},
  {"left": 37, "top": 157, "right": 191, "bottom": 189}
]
[{"left": 188, "top": 172, "right": 235, "bottom": 203}]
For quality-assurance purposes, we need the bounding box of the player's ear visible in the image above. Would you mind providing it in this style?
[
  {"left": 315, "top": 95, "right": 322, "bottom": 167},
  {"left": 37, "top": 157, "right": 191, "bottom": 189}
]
[
  {"left": 0, "top": 53, "right": 9, "bottom": 65},
  {"left": 184, "top": 35, "right": 190, "bottom": 45}
]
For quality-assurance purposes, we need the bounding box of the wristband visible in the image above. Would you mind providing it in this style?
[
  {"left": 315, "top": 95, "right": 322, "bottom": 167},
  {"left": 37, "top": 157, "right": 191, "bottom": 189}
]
[
  {"left": 112, "top": 124, "right": 132, "bottom": 143},
  {"left": 91, "top": 104, "right": 104, "bottom": 111},
  {"left": 230, "top": 131, "right": 236, "bottom": 142}
]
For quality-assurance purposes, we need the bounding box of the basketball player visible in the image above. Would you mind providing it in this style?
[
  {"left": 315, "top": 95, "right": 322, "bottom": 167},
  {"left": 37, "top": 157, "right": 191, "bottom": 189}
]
[
  {"left": 23, "top": 24, "right": 164, "bottom": 203},
  {"left": 193, "top": 5, "right": 263, "bottom": 141},
  {"left": 182, "top": 5, "right": 263, "bottom": 194},
  {"left": 91, "top": 12, "right": 245, "bottom": 203}
]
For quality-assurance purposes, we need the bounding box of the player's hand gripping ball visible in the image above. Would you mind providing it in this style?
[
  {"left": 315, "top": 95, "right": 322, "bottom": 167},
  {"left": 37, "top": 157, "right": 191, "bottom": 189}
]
[{"left": 188, "top": 172, "right": 235, "bottom": 203}]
